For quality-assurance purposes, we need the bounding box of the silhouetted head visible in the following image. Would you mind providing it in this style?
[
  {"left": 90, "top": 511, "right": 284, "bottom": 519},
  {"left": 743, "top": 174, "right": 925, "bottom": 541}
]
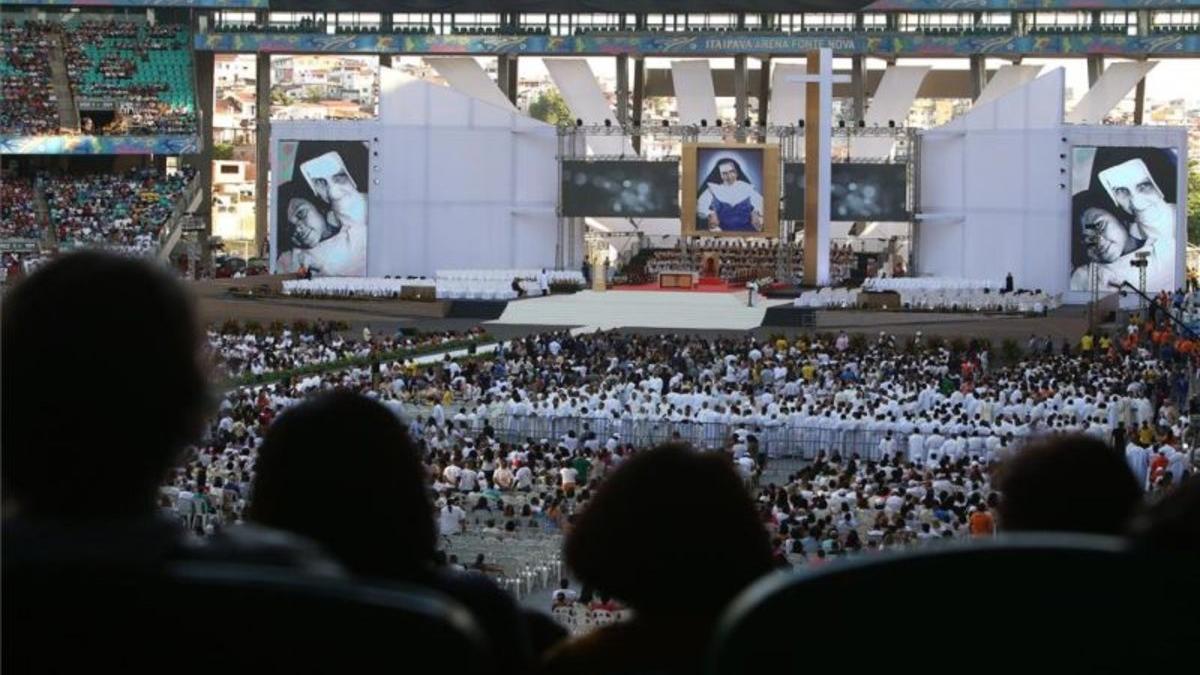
[
  {"left": 997, "top": 435, "right": 1141, "bottom": 536},
  {"left": 565, "top": 444, "right": 773, "bottom": 616},
  {"left": 1129, "top": 476, "right": 1200, "bottom": 554},
  {"left": 248, "top": 391, "right": 436, "bottom": 579},
  {"left": 2, "top": 252, "right": 209, "bottom": 517}
]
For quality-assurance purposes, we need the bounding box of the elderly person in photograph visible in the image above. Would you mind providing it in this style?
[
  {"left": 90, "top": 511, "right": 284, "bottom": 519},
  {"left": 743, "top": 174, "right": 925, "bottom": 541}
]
[{"left": 697, "top": 158, "right": 764, "bottom": 233}]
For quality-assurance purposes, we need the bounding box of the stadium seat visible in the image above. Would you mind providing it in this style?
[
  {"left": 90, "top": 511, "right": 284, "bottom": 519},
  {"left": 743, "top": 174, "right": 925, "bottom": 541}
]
[
  {"left": 3, "top": 561, "right": 491, "bottom": 673},
  {"left": 709, "top": 534, "right": 1199, "bottom": 675}
]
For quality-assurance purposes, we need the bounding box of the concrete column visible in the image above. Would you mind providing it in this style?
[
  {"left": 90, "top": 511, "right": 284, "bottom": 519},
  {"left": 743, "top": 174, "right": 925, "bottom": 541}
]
[
  {"left": 1011, "top": 12, "right": 1025, "bottom": 36},
  {"left": 496, "top": 56, "right": 518, "bottom": 105},
  {"left": 968, "top": 54, "right": 986, "bottom": 100},
  {"left": 615, "top": 54, "right": 630, "bottom": 125},
  {"left": 631, "top": 57, "right": 645, "bottom": 154},
  {"left": 757, "top": 56, "right": 771, "bottom": 128},
  {"left": 1087, "top": 55, "right": 1104, "bottom": 87},
  {"left": 194, "top": 50, "right": 214, "bottom": 271},
  {"left": 1133, "top": 63, "right": 1147, "bottom": 124},
  {"left": 1136, "top": 10, "right": 1151, "bottom": 36},
  {"left": 850, "top": 55, "right": 867, "bottom": 121},
  {"left": 255, "top": 53, "right": 270, "bottom": 258},
  {"left": 734, "top": 54, "right": 749, "bottom": 124}
]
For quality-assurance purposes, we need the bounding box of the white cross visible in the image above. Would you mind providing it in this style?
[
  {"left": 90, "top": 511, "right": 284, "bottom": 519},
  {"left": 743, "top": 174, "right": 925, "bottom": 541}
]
[{"left": 785, "top": 48, "right": 849, "bottom": 287}]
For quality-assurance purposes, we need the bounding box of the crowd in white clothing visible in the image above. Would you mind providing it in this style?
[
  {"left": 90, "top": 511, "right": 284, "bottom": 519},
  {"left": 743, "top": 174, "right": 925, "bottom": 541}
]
[{"left": 208, "top": 322, "right": 487, "bottom": 379}]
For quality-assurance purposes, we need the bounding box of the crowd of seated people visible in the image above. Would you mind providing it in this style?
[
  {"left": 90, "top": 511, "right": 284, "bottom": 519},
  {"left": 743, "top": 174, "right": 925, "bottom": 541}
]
[
  {"left": 641, "top": 239, "right": 860, "bottom": 285},
  {"left": 4, "top": 253, "right": 1198, "bottom": 673},
  {"left": 43, "top": 167, "right": 194, "bottom": 252},
  {"left": 209, "top": 323, "right": 487, "bottom": 380},
  {"left": 0, "top": 176, "right": 42, "bottom": 239},
  {"left": 63, "top": 20, "right": 196, "bottom": 135},
  {"left": 0, "top": 21, "right": 61, "bottom": 134},
  {"left": 155, "top": 300, "right": 1199, "bottom": 575},
  {"left": 643, "top": 239, "right": 805, "bottom": 283}
]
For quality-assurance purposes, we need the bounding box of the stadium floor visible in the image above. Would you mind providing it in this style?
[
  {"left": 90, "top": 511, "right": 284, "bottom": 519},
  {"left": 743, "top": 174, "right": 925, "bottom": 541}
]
[{"left": 192, "top": 277, "right": 1092, "bottom": 342}]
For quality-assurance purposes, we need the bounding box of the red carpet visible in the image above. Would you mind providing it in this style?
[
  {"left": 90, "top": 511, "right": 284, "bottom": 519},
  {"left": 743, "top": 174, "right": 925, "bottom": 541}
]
[{"left": 612, "top": 277, "right": 745, "bottom": 293}]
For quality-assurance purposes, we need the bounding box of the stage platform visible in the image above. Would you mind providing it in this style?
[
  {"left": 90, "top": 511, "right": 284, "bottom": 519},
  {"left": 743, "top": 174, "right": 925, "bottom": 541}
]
[
  {"left": 611, "top": 279, "right": 743, "bottom": 293},
  {"left": 490, "top": 289, "right": 788, "bottom": 331}
]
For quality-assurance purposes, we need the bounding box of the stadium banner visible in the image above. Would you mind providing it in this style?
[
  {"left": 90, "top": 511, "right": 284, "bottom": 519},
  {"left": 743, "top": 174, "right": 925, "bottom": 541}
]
[
  {"left": 1068, "top": 146, "right": 1179, "bottom": 294},
  {"left": 682, "top": 143, "right": 780, "bottom": 238},
  {"left": 196, "top": 32, "right": 1200, "bottom": 57},
  {"left": 0, "top": 135, "right": 200, "bottom": 155},
  {"left": 273, "top": 140, "right": 369, "bottom": 277},
  {"left": 560, "top": 161, "right": 679, "bottom": 218}
]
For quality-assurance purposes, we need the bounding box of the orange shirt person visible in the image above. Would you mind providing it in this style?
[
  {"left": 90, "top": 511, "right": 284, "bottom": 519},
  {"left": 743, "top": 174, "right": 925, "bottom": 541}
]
[{"left": 969, "top": 508, "right": 995, "bottom": 536}]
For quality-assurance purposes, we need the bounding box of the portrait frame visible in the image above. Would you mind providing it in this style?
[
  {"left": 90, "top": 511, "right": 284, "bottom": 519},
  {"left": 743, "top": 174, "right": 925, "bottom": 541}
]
[
  {"left": 682, "top": 142, "right": 780, "bottom": 238},
  {"left": 271, "top": 139, "right": 370, "bottom": 277}
]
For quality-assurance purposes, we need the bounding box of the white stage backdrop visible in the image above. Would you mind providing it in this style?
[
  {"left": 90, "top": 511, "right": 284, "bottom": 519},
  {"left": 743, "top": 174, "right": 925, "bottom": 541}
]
[
  {"left": 917, "top": 69, "right": 1188, "bottom": 302},
  {"left": 271, "top": 69, "right": 561, "bottom": 278}
]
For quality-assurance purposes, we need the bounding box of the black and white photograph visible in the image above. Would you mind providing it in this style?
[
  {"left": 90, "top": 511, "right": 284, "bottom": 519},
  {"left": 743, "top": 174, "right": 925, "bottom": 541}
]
[
  {"left": 560, "top": 161, "right": 679, "bottom": 218},
  {"left": 1069, "top": 146, "right": 1178, "bottom": 293},
  {"left": 273, "top": 140, "right": 369, "bottom": 277}
]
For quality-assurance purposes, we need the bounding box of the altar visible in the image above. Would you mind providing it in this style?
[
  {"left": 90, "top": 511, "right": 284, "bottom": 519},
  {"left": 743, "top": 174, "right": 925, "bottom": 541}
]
[{"left": 659, "top": 271, "right": 698, "bottom": 289}]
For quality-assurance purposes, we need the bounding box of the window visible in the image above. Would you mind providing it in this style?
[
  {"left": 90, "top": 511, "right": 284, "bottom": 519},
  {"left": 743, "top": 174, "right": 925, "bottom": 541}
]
[
  {"left": 217, "top": 11, "right": 255, "bottom": 28},
  {"left": 862, "top": 14, "right": 888, "bottom": 31},
  {"left": 220, "top": 164, "right": 240, "bottom": 175}
]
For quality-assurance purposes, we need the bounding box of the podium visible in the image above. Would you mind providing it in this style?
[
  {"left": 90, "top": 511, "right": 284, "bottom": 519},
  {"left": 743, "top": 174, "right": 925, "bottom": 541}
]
[{"left": 591, "top": 260, "right": 607, "bottom": 292}]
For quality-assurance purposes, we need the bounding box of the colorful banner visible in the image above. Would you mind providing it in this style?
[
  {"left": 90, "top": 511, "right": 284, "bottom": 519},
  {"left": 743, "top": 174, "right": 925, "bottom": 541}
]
[
  {"left": 196, "top": 31, "right": 1200, "bottom": 56},
  {"left": 0, "top": 135, "right": 200, "bottom": 155}
]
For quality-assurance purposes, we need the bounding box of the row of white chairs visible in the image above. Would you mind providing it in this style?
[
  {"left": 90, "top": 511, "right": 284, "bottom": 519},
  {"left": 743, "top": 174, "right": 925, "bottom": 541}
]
[
  {"left": 435, "top": 278, "right": 532, "bottom": 301},
  {"left": 795, "top": 287, "right": 1060, "bottom": 314},
  {"left": 436, "top": 269, "right": 585, "bottom": 284},
  {"left": 794, "top": 287, "right": 860, "bottom": 308},
  {"left": 281, "top": 277, "right": 433, "bottom": 298},
  {"left": 905, "top": 290, "right": 1060, "bottom": 313},
  {"left": 862, "top": 277, "right": 998, "bottom": 292}
]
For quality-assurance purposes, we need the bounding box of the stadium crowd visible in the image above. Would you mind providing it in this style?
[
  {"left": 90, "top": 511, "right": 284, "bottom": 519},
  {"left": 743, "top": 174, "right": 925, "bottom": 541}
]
[
  {"left": 0, "top": 176, "right": 42, "bottom": 239},
  {"left": 44, "top": 167, "right": 194, "bottom": 251},
  {"left": 209, "top": 323, "right": 488, "bottom": 379},
  {"left": 4, "top": 253, "right": 1196, "bottom": 674},
  {"left": 0, "top": 20, "right": 61, "bottom": 135},
  {"left": 63, "top": 20, "right": 197, "bottom": 135}
]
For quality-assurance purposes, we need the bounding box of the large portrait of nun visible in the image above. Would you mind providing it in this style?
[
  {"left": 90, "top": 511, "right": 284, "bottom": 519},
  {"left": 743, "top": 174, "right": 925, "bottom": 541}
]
[
  {"left": 1068, "top": 146, "right": 1179, "bottom": 293},
  {"left": 682, "top": 143, "right": 780, "bottom": 238},
  {"left": 272, "top": 139, "right": 369, "bottom": 277}
]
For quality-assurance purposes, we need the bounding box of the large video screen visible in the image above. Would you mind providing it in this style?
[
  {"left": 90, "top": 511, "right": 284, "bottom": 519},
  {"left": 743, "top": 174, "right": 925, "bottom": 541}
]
[
  {"left": 782, "top": 162, "right": 805, "bottom": 220},
  {"left": 682, "top": 143, "right": 780, "bottom": 237},
  {"left": 830, "top": 164, "right": 908, "bottom": 222},
  {"left": 560, "top": 161, "right": 680, "bottom": 218},
  {"left": 781, "top": 163, "right": 908, "bottom": 222},
  {"left": 1069, "top": 146, "right": 1178, "bottom": 293},
  {"left": 273, "top": 140, "right": 369, "bottom": 276}
]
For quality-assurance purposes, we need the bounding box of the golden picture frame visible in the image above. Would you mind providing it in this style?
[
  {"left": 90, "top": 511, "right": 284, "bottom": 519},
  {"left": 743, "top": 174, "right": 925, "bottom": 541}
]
[{"left": 681, "top": 142, "right": 780, "bottom": 238}]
